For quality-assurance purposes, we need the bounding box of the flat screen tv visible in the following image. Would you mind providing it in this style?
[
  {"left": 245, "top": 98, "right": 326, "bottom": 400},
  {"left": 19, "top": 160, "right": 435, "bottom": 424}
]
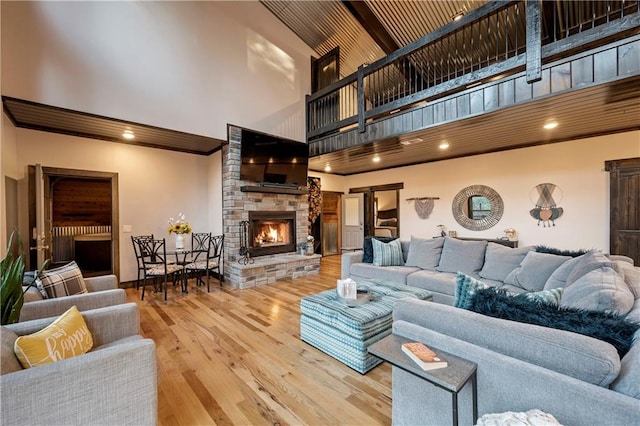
[{"left": 240, "top": 128, "right": 309, "bottom": 187}]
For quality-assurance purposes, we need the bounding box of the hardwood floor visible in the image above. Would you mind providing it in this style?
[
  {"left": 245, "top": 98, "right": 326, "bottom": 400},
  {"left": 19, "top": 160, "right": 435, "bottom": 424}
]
[{"left": 125, "top": 255, "right": 392, "bottom": 426}]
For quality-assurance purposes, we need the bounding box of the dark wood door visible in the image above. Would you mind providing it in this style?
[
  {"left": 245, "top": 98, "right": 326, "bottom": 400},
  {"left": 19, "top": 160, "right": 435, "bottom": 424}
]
[
  {"left": 321, "top": 191, "right": 342, "bottom": 256},
  {"left": 606, "top": 157, "right": 640, "bottom": 265}
]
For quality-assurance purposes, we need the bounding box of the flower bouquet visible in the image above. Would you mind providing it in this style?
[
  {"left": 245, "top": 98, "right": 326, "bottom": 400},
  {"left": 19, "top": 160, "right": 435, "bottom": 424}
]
[{"left": 167, "top": 213, "right": 192, "bottom": 235}]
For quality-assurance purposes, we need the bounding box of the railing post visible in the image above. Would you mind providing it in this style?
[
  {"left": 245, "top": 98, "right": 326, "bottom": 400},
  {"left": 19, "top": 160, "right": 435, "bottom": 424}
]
[
  {"left": 357, "top": 64, "right": 366, "bottom": 133},
  {"left": 526, "top": 0, "right": 542, "bottom": 83}
]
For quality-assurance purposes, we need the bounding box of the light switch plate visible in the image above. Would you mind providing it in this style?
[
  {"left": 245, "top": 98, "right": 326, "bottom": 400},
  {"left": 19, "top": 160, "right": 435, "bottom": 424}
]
[{"left": 123, "top": 225, "right": 132, "bottom": 233}]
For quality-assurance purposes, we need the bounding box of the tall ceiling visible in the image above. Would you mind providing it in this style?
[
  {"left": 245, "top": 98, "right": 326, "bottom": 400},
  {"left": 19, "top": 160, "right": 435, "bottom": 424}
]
[
  {"left": 262, "top": 1, "right": 640, "bottom": 175},
  {"left": 261, "top": 0, "right": 488, "bottom": 78}
]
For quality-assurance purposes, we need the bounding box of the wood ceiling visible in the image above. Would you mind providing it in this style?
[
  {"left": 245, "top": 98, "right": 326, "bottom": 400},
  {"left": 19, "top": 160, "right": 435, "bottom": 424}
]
[
  {"left": 2, "top": 97, "right": 225, "bottom": 156},
  {"left": 263, "top": 0, "right": 640, "bottom": 175}
]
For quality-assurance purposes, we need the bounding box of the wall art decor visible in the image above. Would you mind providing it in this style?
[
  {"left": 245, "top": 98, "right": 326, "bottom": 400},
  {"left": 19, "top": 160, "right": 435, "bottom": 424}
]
[
  {"left": 406, "top": 197, "right": 439, "bottom": 219},
  {"left": 529, "top": 183, "right": 564, "bottom": 227}
]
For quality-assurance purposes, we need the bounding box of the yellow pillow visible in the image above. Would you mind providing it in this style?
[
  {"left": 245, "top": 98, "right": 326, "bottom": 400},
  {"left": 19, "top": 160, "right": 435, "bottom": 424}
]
[{"left": 14, "top": 305, "right": 93, "bottom": 368}]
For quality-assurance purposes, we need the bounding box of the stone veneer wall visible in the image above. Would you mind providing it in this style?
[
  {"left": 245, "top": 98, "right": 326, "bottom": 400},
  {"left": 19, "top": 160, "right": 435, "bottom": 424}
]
[{"left": 222, "top": 125, "right": 319, "bottom": 288}]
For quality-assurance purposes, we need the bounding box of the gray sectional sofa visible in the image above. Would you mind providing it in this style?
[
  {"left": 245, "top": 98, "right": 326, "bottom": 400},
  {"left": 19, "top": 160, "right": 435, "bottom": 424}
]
[{"left": 342, "top": 236, "right": 640, "bottom": 425}]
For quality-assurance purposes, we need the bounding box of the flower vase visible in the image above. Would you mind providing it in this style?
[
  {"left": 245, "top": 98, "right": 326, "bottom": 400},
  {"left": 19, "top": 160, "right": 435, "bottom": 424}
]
[
  {"left": 306, "top": 245, "right": 314, "bottom": 255},
  {"left": 175, "top": 234, "right": 185, "bottom": 250}
]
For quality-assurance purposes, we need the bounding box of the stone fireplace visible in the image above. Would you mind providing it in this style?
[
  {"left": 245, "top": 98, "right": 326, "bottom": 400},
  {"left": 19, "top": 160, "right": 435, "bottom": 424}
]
[
  {"left": 248, "top": 211, "right": 296, "bottom": 257},
  {"left": 222, "top": 125, "right": 320, "bottom": 289}
]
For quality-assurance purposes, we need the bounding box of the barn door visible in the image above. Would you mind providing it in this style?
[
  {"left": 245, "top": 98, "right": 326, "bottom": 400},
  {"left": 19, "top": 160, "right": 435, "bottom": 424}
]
[{"left": 605, "top": 157, "right": 640, "bottom": 265}]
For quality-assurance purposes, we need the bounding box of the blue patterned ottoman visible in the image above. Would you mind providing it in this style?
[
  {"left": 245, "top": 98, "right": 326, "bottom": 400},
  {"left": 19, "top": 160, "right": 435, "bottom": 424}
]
[{"left": 300, "top": 281, "right": 432, "bottom": 374}]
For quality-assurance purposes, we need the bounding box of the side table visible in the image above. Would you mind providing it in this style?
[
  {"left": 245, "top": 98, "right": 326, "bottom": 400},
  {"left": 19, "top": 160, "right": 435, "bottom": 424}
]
[{"left": 368, "top": 334, "right": 477, "bottom": 426}]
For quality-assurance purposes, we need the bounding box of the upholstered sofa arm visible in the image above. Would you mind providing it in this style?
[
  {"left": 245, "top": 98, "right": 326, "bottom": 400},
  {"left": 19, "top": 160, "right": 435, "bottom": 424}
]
[
  {"left": 84, "top": 274, "right": 119, "bottom": 292},
  {"left": 341, "top": 250, "right": 364, "bottom": 279},
  {"left": 19, "top": 289, "right": 127, "bottom": 322},
  {"left": 391, "top": 321, "right": 639, "bottom": 426},
  {"left": 393, "top": 298, "right": 621, "bottom": 387},
  {"left": 10, "top": 302, "right": 139, "bottom": 345},
  {"left": 0, "top": 338, "right": 157, "bottom": 425}
]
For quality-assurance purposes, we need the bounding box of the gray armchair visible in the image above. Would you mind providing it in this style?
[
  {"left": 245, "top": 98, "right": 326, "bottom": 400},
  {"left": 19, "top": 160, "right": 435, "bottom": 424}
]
[
  {"left": 1, "top": 303, "right": 157, "bottom": 426},
  {"left": 20, "top": 274, "right": 126, "bottom": 322}
]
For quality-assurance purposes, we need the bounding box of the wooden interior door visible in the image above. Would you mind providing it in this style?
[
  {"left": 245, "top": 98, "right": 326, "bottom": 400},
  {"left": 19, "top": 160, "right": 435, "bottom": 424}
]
[
  {"left": 321, "top": 191, "right": 341, "bottom": 256},
  {"left": 605, "top": 157, "right": 640, "bottom": 265}
]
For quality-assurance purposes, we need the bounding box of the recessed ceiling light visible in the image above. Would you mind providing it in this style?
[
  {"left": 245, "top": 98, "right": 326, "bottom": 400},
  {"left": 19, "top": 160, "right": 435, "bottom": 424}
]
[
  {"left": 543, "top": 121, "right": 558, "bottom": 130},
  {"left": 372, "top": 154, "right": 381, "bottom": 163},
  {"left": 439, "top": 141, "right": 450, "bottom": 150},
  {"left": 324, "top": 163, "right": 331, "bottom": 172},
  {"left": 452, "top": 11, "right": 465, "bottom": 21},
  {"left": 122, "top": 130, "right": 135, "bottom": 140}
]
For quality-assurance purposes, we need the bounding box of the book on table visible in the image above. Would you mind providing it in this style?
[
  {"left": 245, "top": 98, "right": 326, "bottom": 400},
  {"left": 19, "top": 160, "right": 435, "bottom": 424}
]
[{"left": 401, "top": 342, "right": 448, "bottom": 371}]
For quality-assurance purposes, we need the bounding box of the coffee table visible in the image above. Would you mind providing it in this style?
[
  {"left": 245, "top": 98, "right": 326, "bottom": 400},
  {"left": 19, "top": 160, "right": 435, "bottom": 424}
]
[{"left": 300, "top": 281, "right": 432, "bottom": 374}]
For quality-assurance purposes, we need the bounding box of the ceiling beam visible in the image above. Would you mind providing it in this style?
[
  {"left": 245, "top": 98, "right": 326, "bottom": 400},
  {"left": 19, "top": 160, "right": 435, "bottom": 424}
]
[{"left": 341, "top": 0, "right": 399, "bottom": 54}]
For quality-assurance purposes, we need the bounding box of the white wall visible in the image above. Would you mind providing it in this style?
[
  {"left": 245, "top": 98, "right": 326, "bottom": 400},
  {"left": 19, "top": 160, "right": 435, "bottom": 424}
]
[
  {"left": 341, "top": 131, "right": 640, "bottom": 252},
  {"left": 1, "top": 1, "right": 314, "bottom": 279}
]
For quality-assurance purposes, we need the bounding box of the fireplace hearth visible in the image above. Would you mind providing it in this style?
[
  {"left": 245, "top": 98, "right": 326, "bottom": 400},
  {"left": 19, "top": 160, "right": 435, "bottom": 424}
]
[{"left": 249, "top": 211, "right": 296, "bottom": 256}]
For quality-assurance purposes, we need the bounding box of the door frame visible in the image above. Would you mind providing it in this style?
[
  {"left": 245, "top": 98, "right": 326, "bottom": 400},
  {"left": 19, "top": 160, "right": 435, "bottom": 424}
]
[
  {"left": 28, "top": 166, "right": 120, "bottom": 278},
  {"left": 349, "top": 182, "right": 404, "bottom": 237}
]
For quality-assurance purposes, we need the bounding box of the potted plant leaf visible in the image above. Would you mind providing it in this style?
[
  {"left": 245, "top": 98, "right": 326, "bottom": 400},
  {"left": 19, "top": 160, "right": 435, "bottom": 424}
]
[{"left": 1, "top": 231, "right": 48, "bottom": 325}]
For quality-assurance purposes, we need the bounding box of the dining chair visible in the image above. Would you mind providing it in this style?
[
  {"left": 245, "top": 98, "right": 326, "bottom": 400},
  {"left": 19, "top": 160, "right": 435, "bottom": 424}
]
[
  {"left": 135, "top": 238, "right": 183, "bottom": 301},
  {"left": 131, "top": 234, "right": 154, "bottom": 290},
  {"left": 185, "top": 234, "right": 224, "bottom": 292}
]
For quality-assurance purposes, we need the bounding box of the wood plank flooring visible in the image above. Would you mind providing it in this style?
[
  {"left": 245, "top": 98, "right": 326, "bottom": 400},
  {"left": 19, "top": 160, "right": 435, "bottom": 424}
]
[{"left": 125, "top": 255, "right": 392, "bottom": 426}]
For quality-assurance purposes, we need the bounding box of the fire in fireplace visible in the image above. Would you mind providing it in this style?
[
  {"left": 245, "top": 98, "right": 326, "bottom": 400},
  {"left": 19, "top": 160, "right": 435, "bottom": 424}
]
[{"left": 248, "top": 211, "right": 296, "bottom": 256}]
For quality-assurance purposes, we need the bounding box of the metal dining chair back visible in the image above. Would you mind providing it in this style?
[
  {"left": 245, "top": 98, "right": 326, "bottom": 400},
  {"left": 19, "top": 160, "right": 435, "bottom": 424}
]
[
  {"left": 185, "top": 234, "right": 224, "bottom": 292},
  {"left": 131, "top": 234, "right": 154, "bottom": 289},
  {"left": 135, "top": 238, "right": 182, "bottom": 301}
]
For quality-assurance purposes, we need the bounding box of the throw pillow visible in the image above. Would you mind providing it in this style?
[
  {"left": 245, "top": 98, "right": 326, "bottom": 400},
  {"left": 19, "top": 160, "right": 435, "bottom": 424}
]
[
  {"left": 404, "top": 236, "right": 444, "bottom": 270},
  {"left": 479, "top": 243, "right": 532, "bottom": 282},
  {"left": 14, "top": 306, "right": 93, "bottom": 369},
  {"left": 543, "top": 255, "right": 582, "bottom": 290},
  {"left": 514, "top": 288, "right": 564, "bottom": 307},
  {"left": 436, "top": 237, "right": 487, "bottom": 274},
  {"left": 454, "top": 272, "right": 489, "bottom": 309},
  {"left": 560, "top": 266, "right": 634, "bottom": 316},
  {"left": 37, "top": 261, "right": 88, "bottom": 298},
  {"left": 564, "top": 250, "right": 613, "bottom": 288},
  {"left": 362, "top": 236, "right": 398, "bottom": 263},
  {"left": 459, "top": 285, "right": 639, "bottom": 357},
  {"left": 371, "top": 238, "right": 404, "bottom": 267},
  {"left": 535, "top": 245, "right": 589, "bottom": 257},
  {"left": 504, "top": 251, "right": 571, "bottom": 292}
]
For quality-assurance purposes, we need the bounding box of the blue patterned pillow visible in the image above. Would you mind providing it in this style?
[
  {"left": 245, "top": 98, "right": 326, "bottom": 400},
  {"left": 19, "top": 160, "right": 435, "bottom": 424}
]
[
  {"left": 372, "top": 238, "right": 404, "bottom": 267},
  {"left": 362, "top": 236, "right": 398, "bottom": 263}
]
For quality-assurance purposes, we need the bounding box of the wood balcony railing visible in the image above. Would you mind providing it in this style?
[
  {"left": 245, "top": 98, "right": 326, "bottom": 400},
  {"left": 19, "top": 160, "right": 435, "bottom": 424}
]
[{"left": 306, "top": 0, "right": 640, "bottom": 142}]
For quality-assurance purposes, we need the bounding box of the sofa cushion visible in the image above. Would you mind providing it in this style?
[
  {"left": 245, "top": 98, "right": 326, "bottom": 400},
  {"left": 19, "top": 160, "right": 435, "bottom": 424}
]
[
  {"left": 14, "top": 306, "right": 94, "bottom": 369},
  {"left": 350, "top": 263, "right": 420, "bottom": 285},
  {"left": 504, "top": 251, "right": 571, "bottom": 292},
  {"left": 372, "top": 238, "right": 404, "bottom": 266},
  {"left": 458, "top": 284, "right": 639, "bottom": 358},
  {"left": 479, "top": 243, "right": 532, "bottom": 282},
  {"left": 612, "top": 261, "right": 640, "bottom": 299},
  {"left": 560, "top": 266, "right": 634, "bottom": 315},
  {"left": 610, "top": 334, "right": 640, "bottom": 398},
  {"left": 543, "top": 256, "right": 582, "bottom": 290},
  {"left": 406, "top": 270, "right": 457, "bottom": 295},
  {"left": 362, "top": 236, "right": 398, "bottom": 263},
  {"left": 404, "top": 236, "right": 444, "bottom": 270},
  {"left": 1, "top": 327, "right": 22, "bottom": 375},
  {"left": 436, "top": 237, "right": 487, "bottom": 274},
  {"left": 565, "top": 250, "right": 613, "bottom": 287},
  {"left": 37, "top": 261, "right": 88, "bottom": 299}
]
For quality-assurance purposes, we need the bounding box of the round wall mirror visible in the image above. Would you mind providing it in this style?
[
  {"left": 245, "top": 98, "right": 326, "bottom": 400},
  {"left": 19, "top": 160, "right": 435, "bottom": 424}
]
[{"left": 452, "top": 185, "right": 504, "bottom": 231}]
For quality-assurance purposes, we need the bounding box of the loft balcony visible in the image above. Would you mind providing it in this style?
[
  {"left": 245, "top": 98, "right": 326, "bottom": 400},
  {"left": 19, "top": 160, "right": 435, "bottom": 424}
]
[{"left": 306, "top": 0, "right": 640, "bottom": 175}]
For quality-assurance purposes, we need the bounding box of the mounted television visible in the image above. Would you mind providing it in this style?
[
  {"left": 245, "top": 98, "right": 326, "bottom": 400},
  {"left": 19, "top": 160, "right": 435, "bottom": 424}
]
[{"left": 240, "top": 128, "right": 309, "bottom": 187}]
